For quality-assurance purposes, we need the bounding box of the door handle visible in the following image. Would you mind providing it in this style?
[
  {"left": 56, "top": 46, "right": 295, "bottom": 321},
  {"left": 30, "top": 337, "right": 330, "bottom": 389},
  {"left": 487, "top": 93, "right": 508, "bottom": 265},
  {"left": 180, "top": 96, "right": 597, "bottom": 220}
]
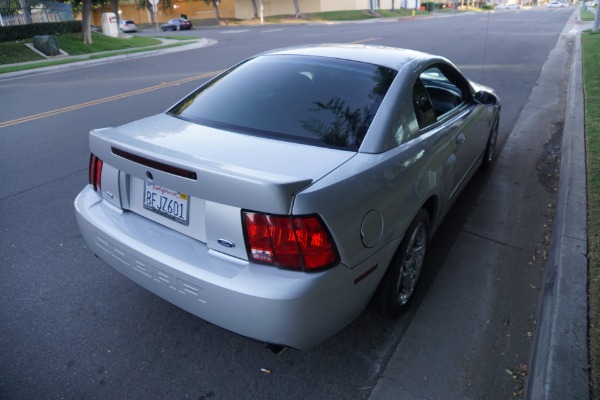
[{"left": 456, "top": 133, "right": 465, "bottom": 145}]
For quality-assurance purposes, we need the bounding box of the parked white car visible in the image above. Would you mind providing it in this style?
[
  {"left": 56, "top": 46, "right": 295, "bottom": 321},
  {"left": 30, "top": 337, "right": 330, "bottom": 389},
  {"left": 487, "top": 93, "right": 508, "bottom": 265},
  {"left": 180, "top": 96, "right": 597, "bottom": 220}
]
[{"left": 119, "top": 20, "right": 137, "bottom": 32}]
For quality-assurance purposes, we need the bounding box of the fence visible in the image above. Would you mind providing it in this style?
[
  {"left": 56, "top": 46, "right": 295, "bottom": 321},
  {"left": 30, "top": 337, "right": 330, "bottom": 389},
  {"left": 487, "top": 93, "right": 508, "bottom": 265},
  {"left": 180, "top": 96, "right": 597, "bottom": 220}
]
[{"left": 0, "top": 2, "right": 73, "bottom": 26}]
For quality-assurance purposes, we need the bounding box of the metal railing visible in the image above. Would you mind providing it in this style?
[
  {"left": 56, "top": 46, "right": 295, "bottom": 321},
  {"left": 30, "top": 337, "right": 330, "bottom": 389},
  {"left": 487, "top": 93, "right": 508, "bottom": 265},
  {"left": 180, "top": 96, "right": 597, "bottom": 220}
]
[{"left": 0, "top": 2, "right": 73, "bottom": 26}]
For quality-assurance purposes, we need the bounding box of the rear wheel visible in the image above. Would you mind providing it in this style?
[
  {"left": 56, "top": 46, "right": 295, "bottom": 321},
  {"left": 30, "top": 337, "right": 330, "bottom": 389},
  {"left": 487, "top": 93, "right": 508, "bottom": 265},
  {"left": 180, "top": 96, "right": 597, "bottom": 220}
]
[{"left": 378, "top": 209, "right": 430, "bottom": 318}]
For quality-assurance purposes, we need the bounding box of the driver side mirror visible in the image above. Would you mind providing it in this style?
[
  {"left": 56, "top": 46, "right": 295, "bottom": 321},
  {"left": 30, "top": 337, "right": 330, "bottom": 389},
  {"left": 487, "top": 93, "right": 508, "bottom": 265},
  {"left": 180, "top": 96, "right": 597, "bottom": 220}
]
[{"left": 474, "top": 91, "right": 499, "bottom": 105}]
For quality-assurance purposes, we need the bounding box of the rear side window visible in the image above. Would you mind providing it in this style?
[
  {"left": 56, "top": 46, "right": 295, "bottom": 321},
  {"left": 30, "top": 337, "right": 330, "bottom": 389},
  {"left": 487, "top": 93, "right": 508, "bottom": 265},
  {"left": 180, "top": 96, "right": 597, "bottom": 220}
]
[{"left": 169, "top": 55, "right": 397, "bottom": 150}]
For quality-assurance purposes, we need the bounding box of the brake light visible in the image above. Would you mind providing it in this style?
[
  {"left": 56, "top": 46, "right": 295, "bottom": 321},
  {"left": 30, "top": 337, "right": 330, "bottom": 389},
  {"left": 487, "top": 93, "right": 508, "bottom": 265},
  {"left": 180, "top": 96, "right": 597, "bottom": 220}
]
[
  {"left": 243, "top": 212, "right": 339, "bottom": 271},
  {"left": 89, "top": 154, "right": 103, "bottom": 192}
]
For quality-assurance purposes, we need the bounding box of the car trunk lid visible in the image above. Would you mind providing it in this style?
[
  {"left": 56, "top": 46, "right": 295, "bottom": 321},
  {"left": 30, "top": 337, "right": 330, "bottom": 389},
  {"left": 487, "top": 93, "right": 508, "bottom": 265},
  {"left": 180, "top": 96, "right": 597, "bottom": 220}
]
[
  {"left": 88, "top": 114, "right": 355, "bottom": 260},
  {"left": 90, "top": 113, "right": 354, "bottom": 214}
]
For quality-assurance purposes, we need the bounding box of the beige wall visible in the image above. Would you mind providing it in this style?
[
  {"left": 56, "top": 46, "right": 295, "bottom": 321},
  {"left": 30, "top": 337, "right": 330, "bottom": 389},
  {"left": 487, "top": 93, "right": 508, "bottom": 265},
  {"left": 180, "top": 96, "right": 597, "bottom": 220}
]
[
  {"left": 233, "top": 0, "right": 385, "bottom": 19},
  {"left": 94, "top": 0, "right": 416, "bottom": 26},
  {"left": 93, "top": 0, "right": 236, "bottom": 26},
  {"left": 319, "top": 0, "right": 411, "bottom": 12},
  {"left": 233, "top": 0, "right": 321, "bottom": 20},
  {"left": 321, "top": 0, "right": 368, "bottom": 11}
]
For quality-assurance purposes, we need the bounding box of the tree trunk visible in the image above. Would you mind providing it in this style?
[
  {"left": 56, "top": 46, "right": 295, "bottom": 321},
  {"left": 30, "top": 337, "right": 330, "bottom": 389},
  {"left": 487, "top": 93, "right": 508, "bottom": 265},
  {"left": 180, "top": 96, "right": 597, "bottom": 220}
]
[
  {"left": 212, "top": 0, "right": 221, "bottom": 20},
  {"left": 146, "top": 1, "right": 155, "bottom": 24},
  {"left": 82, "top": 0, "right": 93, "bottom": 44},
  {"left": 110, "top": 0, "right": 120, "bottom": 29},
  {"left": 251, "top": 0, "right": 258, "bottom": 18},
  {"left": 391, "top": 0, "right": 395, "bottom": 11},
  {"left": 293, "top": 0, "right": 301, "bottom": 17}
]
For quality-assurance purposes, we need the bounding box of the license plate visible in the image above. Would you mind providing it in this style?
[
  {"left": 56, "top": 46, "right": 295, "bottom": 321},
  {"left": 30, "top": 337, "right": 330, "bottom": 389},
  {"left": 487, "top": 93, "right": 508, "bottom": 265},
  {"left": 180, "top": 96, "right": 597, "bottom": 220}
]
[{"left": 143, "top": 182, "right": 189, "bottom": 225}]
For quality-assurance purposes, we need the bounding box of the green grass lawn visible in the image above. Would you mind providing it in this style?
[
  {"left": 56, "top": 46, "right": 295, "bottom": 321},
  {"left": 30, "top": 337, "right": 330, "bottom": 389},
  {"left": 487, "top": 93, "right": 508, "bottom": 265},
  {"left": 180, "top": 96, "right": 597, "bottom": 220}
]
[
  {"left": 0, "top": 32, "right": 197, "bottom": 73},
  {"left": 0, "top": 41, "right": 45, "bottom": 64},
  {"left": 582, "top": 29, "right": 600, "bottom": 399},
  {"left": 58, "top": 32, "right": 160, "bottom": 55},
  {"left": 581, "top": 8, "right": 597, "bottom": 21},
  {"left": 0, "top": 32, "right": 161, "bottom": 66}
]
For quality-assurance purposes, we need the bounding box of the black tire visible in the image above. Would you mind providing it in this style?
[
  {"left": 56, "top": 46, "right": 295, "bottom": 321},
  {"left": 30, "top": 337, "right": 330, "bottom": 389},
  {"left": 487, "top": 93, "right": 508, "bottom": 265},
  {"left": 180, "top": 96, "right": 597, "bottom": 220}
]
[
  {"left": 378, "top": 209, "right": 430, "bottom": 318},
  {"left": 482, "top": 116, "right": 499, "bottom": 168}
]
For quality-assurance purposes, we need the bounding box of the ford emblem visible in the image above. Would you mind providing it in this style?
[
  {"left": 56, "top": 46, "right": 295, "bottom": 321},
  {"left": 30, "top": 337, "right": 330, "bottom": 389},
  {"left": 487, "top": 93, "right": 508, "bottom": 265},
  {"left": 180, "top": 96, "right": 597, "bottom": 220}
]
[{"left": 217, "top": 239, "right": 235, "bottom": 249}]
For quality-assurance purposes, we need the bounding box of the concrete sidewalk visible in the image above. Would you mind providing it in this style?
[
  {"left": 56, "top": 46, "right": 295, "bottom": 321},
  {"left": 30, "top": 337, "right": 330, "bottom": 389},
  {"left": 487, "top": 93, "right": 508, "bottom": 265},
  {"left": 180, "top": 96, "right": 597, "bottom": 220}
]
[
  {"left": 525, "top": 10, "right": 590, "bottom": 400},
  {"left": 368, "top": 8, "right": 591, "bottom": 400}
]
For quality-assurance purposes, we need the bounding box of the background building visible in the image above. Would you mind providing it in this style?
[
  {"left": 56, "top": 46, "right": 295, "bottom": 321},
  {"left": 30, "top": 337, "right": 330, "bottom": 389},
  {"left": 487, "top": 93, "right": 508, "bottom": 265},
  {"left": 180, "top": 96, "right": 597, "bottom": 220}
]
[{"left": 94, "top": 0, "right": 421, "bottom": 27}]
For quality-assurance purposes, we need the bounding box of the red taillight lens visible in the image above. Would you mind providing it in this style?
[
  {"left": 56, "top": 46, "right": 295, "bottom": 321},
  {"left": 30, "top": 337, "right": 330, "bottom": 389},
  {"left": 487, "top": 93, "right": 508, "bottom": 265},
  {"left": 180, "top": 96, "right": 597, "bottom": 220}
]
[
  {"left": 244, "top": 213, "right": 276, "bottom": 264},
  {"left": 89, "top": 154, "right": 103, "bottom": 192},
  {"left": 243, "top": 212, "right": 339, "bottom": 271},
  {"left": 293, "top": 216, "right": 338, "bottom": 269}
]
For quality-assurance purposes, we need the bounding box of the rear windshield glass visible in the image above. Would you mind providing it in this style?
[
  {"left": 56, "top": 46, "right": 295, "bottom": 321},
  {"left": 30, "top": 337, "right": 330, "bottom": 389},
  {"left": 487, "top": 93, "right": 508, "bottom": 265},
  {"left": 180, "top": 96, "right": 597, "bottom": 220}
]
[{"left": 169, "top": 54, "right": 397, "bottom": 150}]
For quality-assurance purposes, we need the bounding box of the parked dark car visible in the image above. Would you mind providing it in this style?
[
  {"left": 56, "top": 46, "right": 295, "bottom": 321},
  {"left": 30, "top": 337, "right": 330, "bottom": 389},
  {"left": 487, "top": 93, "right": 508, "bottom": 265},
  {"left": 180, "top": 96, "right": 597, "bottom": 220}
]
[{"left": 161, "top": 18, "right": 192, "bottom": 31}]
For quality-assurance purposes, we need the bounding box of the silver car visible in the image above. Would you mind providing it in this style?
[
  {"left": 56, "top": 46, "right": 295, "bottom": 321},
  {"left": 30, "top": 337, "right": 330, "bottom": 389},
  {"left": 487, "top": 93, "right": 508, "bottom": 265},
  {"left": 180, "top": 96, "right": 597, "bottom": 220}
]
[
  {"left": 119, "top": 19, "right": 137, "bottom": 33},
  {"left": 74, "top": 44, "right": 500, "bottom": 350}
]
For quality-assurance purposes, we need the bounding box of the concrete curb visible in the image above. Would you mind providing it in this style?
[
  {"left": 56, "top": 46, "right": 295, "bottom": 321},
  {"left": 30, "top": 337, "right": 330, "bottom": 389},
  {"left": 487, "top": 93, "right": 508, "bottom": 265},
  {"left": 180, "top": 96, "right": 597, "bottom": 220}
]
[{"left": 525, "top": 15, "right": 590, "bottom": 400}]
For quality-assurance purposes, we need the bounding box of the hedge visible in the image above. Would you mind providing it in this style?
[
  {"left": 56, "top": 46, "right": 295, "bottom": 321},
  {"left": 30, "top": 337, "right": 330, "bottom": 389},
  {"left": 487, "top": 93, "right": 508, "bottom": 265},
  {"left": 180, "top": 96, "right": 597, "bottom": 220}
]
[
  {"left": 421, "top": 2, "right": 444, "bottom": 10},
  {"left": 0, "top": 21, "right": 82, "bottom": 42}
]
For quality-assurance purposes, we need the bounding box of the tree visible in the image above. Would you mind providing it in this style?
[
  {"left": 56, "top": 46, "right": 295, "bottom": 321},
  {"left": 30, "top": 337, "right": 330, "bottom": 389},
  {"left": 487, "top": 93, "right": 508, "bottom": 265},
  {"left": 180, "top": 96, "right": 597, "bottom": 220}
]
[
  {"left": 109, "top": 0, "right": 119, "bottom": 28},
  {"left": 250, "top": 0, "right": 258, "bottom": 18},
  {"left": 81, "top": 0, "right": 91, "bottom": 43},
  {"left": 134, "top": 0, "right": 173, "bottom": 24},
  {"left": 292, "top": 0, "right": 300, "bottom": 17},
  {"left": 201, "top": 0, "right": 220, "bottom": 21},
  {"left": 64, "top": 0, "right": 110, "bottom": 44}
]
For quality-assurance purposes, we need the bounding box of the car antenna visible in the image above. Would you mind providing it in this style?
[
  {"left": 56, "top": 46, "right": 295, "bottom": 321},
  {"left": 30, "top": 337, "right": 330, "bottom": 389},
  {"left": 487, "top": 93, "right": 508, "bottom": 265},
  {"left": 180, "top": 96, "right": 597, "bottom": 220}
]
[{"left": 480, "top": 8, "right": 492, "bottom": 86}]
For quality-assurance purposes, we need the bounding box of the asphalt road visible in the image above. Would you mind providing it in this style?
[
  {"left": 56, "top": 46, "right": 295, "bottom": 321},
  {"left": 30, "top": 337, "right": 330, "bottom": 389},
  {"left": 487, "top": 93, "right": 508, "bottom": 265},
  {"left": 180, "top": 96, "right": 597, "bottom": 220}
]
[{"left": 0, "top": 8, "right": 574, "bottom": 400}]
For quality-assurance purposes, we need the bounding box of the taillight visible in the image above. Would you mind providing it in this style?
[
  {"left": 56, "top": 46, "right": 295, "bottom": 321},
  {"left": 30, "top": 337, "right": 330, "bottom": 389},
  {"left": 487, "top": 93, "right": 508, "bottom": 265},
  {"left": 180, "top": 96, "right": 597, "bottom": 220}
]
[
  {"left": 243, "top": 212, "right": 339, "bottom": 271},
  {"left": 89, "top": 154, "right": 103, "bottom": 192}
]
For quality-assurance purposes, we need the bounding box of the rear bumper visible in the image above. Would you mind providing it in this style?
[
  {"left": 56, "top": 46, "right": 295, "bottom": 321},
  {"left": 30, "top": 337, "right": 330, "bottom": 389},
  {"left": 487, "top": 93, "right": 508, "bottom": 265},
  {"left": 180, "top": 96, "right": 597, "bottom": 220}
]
[{"left": 74, "top": 186, "right": 388, "bottom": 349}]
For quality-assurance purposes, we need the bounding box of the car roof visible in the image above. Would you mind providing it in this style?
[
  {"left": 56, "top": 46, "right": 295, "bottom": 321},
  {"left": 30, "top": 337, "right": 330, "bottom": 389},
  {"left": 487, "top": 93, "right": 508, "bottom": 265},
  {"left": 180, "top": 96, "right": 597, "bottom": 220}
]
[{"left": 259, "top": 44, "right": 446, "bottom": 72}]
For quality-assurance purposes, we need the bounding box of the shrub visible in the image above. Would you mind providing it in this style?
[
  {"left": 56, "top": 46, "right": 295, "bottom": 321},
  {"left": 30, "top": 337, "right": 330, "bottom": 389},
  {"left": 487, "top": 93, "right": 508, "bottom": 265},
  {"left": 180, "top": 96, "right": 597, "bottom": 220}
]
[{"left": 0, "top": 21, "right": 82, "bottom": 42}]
